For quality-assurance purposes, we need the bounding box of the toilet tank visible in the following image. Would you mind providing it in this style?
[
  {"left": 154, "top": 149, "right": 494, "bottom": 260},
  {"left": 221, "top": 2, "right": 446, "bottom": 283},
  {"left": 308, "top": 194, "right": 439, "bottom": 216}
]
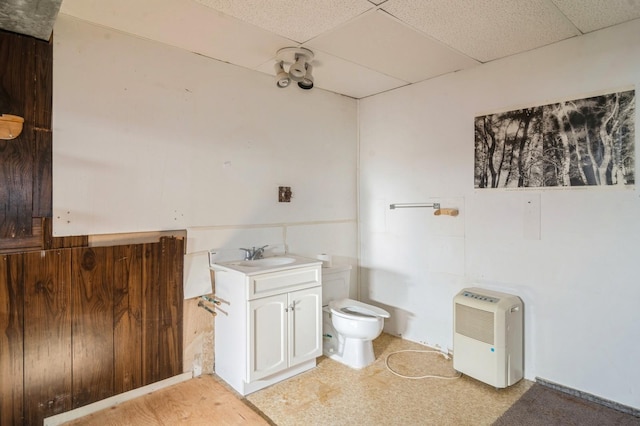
[{"left": 321, "top": 265, "right": 352, "bottom": 306}]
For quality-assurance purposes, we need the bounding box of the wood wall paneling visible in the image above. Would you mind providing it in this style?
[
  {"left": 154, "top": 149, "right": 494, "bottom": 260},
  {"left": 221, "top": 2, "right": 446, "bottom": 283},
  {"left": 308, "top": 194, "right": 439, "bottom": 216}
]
[
  {"left": 0, "top": 218, "right": 43, "bottom": 254},
  {"left": 42, "top": 218, "right": 89, "bottom": 250},
  {"left": 0, "top": 31, "right": 35, "bottom": 240},
  {"left": 0, "top": 31, "right": 31, "bottom": 117},
  {"left": 141, "top": 237, "right": 184, "bottom": 386},
  {"left": 32, "top": 35, "right": 53, "bottom": 218},
  {"left": 113, "top": 244, "right": 143, "bottom": 393},
  {"left": 142, "top": 241, "right": 161, "bottom": 386},
  {"left": 2, "top": 237, "right": 184, "bottom": 425},
  {"left": 32, "top": 33, "right": 53, "bottom": 131},
  {"left": 0, "top": 29, "right": 52, "bottom": 252},
  {"left": 160, "top": 237, "right": 184, "bottom": 380},
  {"left": 0, "top": 253, "right": 24, "bottom": 425},
  {"left": 0, "top": 32, "right": 50, "bottom": 252},
  {"left": 71, "top": 247, "right": 115, "bottom": 408},
  {"left": 23, "top": 249, "right": 72, "bottom": 425},
  {"left": 33, "top": 129, "right": 52, "bottom": 219},
  {"left": 0, "top": 135, "right": 34, "bottom": 239}
]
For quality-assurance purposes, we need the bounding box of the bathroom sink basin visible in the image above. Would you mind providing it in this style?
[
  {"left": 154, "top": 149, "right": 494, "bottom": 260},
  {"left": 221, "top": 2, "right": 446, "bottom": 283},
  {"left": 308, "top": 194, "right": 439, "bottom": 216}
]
[
  {"left": 211, "top": 254, "right": 321, "bottom": 275},
  {"left": 238, "top": 257, "right": 296, "bottom": 267}
]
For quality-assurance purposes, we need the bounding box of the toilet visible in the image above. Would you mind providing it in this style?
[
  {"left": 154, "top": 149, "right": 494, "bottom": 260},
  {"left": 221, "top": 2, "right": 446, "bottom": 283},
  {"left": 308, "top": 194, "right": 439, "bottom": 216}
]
[{"left": 322, "top": 265, "right": 390, "bottom": 369}]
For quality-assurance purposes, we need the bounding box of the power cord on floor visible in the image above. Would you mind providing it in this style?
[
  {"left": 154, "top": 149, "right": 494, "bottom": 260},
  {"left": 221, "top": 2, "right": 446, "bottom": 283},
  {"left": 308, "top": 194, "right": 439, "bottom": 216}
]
[{"left": 385, "top": 350, "right": 462, "bottom": 380}]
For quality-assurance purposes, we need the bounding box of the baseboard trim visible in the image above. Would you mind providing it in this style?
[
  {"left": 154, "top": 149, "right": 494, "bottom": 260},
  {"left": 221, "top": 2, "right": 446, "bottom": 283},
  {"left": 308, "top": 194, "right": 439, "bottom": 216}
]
[
  {"left": 535, "top": 377, "right": 640, "bottom": 418},
  {"left": 44, "top": 372, "right": 193, "bottom": 426}
]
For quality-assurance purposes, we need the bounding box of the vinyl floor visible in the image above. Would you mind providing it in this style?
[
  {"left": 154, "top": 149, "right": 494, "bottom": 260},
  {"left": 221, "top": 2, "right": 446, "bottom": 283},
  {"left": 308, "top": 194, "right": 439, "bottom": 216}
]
[{"left": 246, "top": 332, "right": 532, "bottom": 425}]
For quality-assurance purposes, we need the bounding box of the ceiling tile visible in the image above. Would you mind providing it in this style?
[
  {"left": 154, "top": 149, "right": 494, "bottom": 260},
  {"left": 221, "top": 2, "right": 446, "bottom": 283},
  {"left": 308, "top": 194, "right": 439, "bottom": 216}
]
[
  {"left": 46, "top": 0, "right": 639, "bottom": 99},
  {"left": 256, "top": 49, "right": 409, "bottom": 98},
  {"left": 306, "top": 10, "right": 479, "bottom": 83},
  {"left": 60, "top": 0, "right": 293, "bottom": 69},
  {"left": 382, "top": 0, "right": 581, "bottom": 62},
  {"left": 194, "top": 0, "right": 374, "bottom": 43},
  {"left": 552, "top": 0, "right": 640, "bottom": 33}
]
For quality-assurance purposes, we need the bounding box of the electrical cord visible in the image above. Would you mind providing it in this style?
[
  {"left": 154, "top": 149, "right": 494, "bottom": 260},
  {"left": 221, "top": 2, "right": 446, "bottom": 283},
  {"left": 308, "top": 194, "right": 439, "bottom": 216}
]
[{"left": 385, "top": 349, "right": 462, "bottom": 380}]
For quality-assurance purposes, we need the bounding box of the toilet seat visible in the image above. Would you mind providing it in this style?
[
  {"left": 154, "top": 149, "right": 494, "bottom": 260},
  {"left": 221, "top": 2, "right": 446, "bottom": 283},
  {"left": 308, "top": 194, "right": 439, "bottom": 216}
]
[{"left": 329, "top": 298, "right": 390, "bottom": 320}]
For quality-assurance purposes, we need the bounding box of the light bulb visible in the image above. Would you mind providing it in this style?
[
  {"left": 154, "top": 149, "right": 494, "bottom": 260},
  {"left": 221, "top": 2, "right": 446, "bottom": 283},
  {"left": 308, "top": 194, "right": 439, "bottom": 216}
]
[
  {"left": 298, "top": 64, "right": 314, "bottom": 90},
  {"left": 274, "top": 61, "right": 290, "bottom": 88},
  {"left": 289, "top": 55, "right": 307, "bottom": 82}
]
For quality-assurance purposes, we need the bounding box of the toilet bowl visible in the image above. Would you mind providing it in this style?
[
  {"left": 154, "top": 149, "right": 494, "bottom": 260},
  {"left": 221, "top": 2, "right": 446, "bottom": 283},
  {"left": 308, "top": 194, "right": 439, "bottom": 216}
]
[
  {"left": 328, "top": 298, "right": 390, "bottom": 369},
  {"left": 322, "top": 265, "right": 391, "bottom": 369}
]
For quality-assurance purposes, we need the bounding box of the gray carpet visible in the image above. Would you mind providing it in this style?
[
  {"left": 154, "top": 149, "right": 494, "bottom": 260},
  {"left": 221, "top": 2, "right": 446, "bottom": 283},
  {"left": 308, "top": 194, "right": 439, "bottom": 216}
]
[{"left": 493, "top": 384, "right": 640, "bottom": 425}]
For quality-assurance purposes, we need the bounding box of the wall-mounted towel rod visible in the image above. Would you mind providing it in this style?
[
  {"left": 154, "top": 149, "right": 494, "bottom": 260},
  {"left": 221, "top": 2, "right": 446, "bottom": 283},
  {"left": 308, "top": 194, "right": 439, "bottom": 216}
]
[
  {"left": 389, "top": 202, "right": 459, "bottom": 216},
  {"left": 390, "top": 202, "right": 440, "bottom": 209}
]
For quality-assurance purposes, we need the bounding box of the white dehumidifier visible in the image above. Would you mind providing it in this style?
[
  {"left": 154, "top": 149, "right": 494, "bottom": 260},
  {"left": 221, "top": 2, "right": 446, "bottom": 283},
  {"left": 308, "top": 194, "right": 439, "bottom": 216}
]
[{"left": 453, "top": 287, "right": 523, "bottom": 388}]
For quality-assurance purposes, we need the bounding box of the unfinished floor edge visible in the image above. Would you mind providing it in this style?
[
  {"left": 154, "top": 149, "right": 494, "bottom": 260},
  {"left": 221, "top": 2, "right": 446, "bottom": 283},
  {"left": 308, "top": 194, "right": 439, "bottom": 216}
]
[{"left": 536, "top": 377, "right": 640, "bottom": 418}]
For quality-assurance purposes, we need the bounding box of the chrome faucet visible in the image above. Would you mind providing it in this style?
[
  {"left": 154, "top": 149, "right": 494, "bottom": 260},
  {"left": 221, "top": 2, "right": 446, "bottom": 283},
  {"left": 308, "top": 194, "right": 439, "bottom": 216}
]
[{"left": 239, "top": 245, "right": 268, "bottom": 260}]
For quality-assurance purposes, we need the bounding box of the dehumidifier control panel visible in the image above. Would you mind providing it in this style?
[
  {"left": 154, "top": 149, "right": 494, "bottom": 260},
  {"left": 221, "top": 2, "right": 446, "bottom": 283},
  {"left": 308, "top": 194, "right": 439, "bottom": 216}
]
[{"left": 461, "top": 291, "right": 500, "bottom": 304}]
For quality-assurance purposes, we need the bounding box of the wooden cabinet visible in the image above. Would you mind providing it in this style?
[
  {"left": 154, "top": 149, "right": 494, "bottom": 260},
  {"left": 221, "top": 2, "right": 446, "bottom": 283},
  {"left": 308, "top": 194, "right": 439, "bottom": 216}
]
[{"left": 213, "top": 260, "right": 321, "bottom": 396}]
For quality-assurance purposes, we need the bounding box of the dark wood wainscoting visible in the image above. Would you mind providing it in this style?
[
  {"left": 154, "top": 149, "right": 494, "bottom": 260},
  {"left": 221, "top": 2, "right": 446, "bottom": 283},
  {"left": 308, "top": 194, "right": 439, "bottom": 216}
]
[
  {"left": 0, "top": 29, "right": 52, "bottom": 254},
  {"left": 0, "top": 237, "right": 184, "bottom": 426}
]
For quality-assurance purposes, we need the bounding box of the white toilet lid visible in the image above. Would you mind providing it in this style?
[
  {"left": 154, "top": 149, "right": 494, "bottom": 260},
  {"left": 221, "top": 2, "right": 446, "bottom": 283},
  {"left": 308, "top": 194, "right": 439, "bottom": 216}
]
[{"left": 329, "top": 298, "right": 390, "bottom": 319}]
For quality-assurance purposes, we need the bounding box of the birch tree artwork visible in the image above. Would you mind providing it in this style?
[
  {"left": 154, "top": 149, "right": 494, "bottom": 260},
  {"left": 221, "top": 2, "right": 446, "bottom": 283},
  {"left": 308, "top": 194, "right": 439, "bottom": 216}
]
[{"left": 474, "top": 89, "right": 635, "bottom": 188}]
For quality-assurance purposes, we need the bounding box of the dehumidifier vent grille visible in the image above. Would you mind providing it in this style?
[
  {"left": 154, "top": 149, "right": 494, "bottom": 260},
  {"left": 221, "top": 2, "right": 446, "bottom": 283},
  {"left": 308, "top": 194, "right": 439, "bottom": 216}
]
[{"left": 455, "top": 303, "right": 494, "bottom": 344}]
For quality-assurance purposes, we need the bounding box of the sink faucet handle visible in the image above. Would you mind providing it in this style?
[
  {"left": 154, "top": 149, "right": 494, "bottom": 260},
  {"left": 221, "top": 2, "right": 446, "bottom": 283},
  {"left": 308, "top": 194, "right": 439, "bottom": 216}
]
[
  {"left": 239, "top": 245, "right": 269, "bottom": 260},
  {"left": 239, "top": 247, "right": 252, "bottom": 260},
  {"left": 253, "top": 245, "right": 269, "bottom": 260}
]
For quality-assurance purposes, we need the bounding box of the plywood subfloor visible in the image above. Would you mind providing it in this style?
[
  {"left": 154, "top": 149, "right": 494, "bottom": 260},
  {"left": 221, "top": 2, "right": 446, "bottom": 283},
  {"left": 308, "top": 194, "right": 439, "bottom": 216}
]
[{"left": 64, "top": 375, "right": 271, "bottom": 426}]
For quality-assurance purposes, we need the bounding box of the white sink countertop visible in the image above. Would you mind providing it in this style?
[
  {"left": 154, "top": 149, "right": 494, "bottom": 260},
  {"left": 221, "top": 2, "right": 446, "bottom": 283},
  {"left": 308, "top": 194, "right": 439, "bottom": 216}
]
[{"left": 210, "top": 254, "right": 321, "bottom": 275}]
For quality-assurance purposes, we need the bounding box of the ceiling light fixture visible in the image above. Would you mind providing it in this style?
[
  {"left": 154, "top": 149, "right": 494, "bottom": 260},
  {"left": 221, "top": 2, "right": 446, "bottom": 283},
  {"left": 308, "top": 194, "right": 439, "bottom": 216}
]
[{"left": 274, "top": 47, "right": 315, "bottom": 91}]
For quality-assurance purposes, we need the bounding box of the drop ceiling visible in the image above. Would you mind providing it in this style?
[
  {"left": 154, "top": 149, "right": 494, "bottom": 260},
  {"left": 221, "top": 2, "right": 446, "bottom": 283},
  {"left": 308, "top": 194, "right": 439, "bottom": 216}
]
[{"left": 2, "top": 0, "right": 640, "bottom": 98}]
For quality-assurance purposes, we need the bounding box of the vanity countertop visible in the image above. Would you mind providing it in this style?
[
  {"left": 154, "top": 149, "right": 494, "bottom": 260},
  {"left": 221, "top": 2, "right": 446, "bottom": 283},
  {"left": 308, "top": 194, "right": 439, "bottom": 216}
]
[{"left": 210, "top": 254, "right": 321, "bottom": 276}]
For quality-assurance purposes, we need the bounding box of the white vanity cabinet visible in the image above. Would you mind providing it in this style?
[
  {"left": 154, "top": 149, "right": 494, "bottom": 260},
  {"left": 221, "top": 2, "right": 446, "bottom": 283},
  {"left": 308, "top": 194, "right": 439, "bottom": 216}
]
[
  {"left": 211, "top": 257, "right": 322, "bottom": 396},
  {"left": 248, "top": 285, "right": 321, "bottom": 381}
]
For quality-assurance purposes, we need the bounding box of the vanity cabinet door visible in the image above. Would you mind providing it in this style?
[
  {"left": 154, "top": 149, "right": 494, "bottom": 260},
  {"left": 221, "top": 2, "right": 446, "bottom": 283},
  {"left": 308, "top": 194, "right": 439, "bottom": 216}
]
[
  {"left": 247, "top": 286, "right": 322, "bottom": 382},
  {"left": 248, "top": 294, "right": 287, "bottom": 382},
  {"left": 288, "top": 287, "right": 322, "bottom": 366}
]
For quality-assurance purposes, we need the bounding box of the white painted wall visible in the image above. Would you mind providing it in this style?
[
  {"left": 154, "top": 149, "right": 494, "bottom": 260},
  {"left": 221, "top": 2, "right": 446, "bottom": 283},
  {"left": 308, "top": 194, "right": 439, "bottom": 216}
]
[
  {"left": 184, "top": 222, "right": 357, "bottom": 299},
  {"left": 53, "top": 15, "right": 356, "bottom": 234},
  {"left": 359, "top": 20, "right": 640, "bottom": 409},
  {"left": 53, "top": 16, "right": 358, "bottom": 298}
]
